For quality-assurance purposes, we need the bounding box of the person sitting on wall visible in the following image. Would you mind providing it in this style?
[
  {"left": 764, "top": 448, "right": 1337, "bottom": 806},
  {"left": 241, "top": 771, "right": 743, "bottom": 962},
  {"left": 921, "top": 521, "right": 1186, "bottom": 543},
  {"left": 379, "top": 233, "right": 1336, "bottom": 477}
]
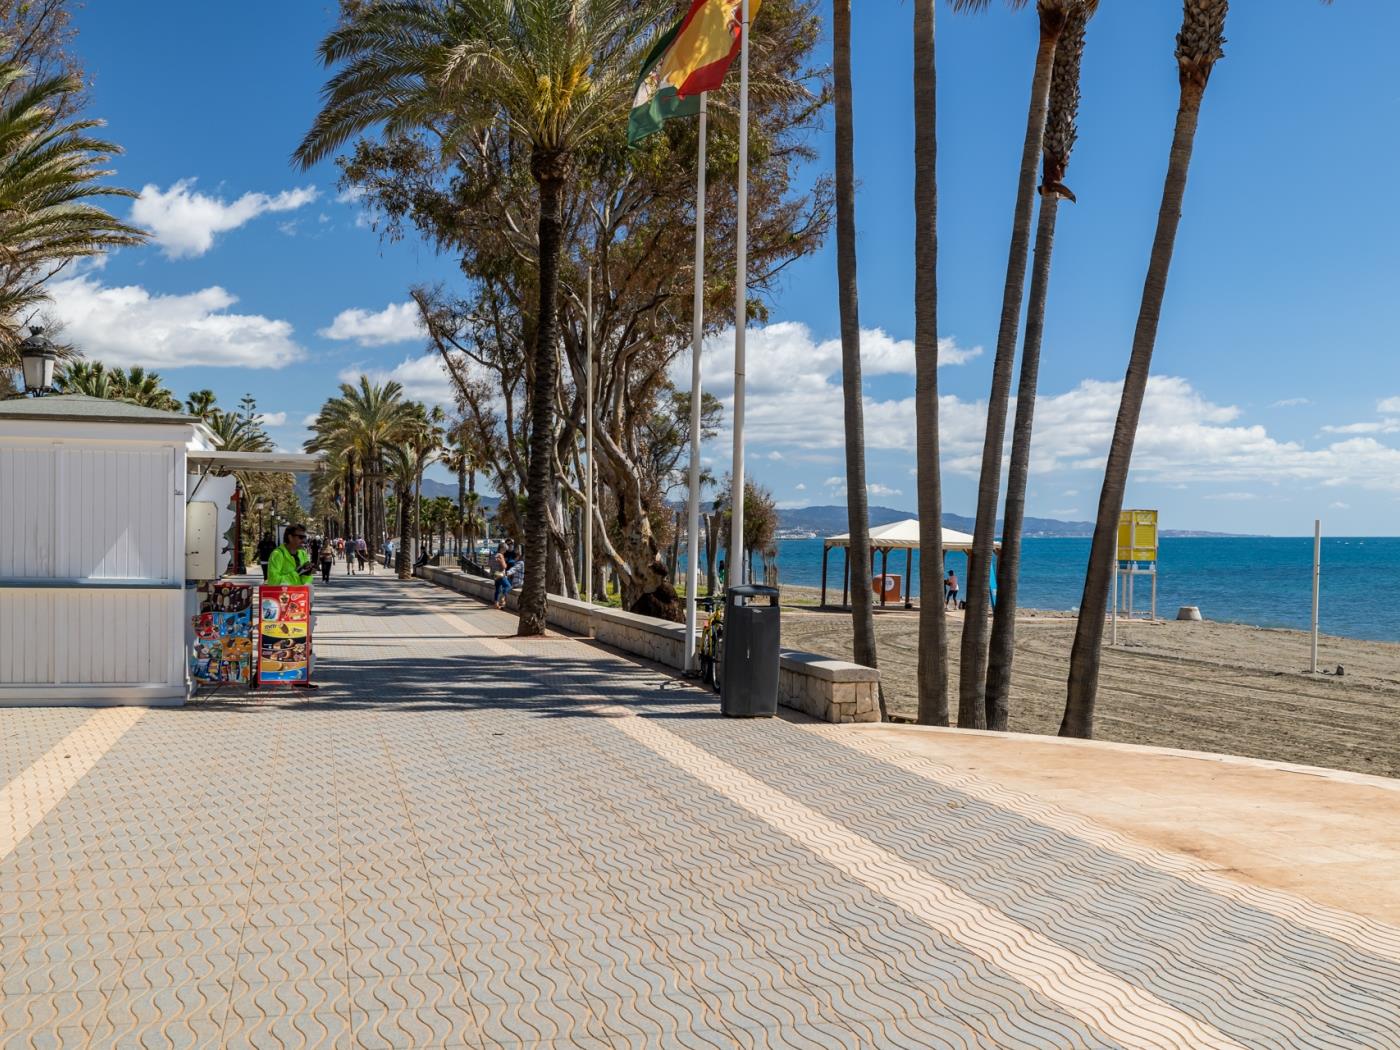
[
  {"left": 631, "top": 562, "right": 683, "bottom": 623},
  {"left": 494, "top": 555, "right": 524, "bottom": 609}
]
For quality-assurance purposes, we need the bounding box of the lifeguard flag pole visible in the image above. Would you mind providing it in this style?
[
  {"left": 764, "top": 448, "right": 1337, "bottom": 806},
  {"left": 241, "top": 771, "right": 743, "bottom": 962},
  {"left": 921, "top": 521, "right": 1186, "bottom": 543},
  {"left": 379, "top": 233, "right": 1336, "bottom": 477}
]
[
  {"left": 683, "top": 94, "right": 709, "bottom": 671},
  {"left": 728, "top": 0, "right": 751, "bottom": 587}
]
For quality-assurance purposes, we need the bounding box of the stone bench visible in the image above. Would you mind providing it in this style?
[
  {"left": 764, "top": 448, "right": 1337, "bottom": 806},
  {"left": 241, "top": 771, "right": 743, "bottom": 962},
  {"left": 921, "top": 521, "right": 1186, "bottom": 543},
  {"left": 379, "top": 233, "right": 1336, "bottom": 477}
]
[{"left": 414, "top": 566, "right": 879, "bottom": 723}]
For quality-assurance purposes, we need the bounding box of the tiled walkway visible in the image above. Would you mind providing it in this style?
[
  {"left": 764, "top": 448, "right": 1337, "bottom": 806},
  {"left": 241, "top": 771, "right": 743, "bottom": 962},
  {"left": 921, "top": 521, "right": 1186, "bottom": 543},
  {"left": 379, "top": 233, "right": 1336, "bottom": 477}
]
[{"left": 3, "top": 573, "right": 1399, "bottom": 1048}]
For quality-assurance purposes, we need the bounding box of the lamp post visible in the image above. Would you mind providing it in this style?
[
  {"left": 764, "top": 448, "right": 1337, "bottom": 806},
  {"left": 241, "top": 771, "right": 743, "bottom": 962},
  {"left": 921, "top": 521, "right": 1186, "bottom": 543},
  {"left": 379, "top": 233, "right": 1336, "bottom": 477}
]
[{"left": 18, "top": 327, "right": 57, "bottom": 396}]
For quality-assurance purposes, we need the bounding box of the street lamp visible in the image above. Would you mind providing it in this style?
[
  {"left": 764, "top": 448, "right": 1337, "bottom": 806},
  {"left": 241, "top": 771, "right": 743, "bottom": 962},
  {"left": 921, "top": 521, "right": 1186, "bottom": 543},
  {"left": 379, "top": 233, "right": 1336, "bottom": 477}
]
[{"left": 18, "top": 327, "right": 56, "bottom": 396}]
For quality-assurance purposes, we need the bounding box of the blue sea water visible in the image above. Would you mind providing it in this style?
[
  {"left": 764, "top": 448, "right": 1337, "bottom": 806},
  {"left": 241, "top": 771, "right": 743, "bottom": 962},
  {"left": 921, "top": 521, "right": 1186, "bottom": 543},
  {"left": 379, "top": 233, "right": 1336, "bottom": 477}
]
[{"left": 686, "top": 537, "right": 1400, "bottom": 643}]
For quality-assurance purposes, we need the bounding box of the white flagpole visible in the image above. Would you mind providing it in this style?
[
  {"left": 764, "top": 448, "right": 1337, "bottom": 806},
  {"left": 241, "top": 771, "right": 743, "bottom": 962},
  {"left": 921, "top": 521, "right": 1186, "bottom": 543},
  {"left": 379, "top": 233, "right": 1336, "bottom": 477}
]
[
  {"left": 685, "top": 94, "right": 709, "bottom": 671},
  {"left": 1310, "top": 518, "right": 1321, "bottom": 673},
  {"left": 584, "top": 267, "right": 594, "bottom": 603},
  {"left": 729, "top": 0, "right": 751, "bottom": 588}
]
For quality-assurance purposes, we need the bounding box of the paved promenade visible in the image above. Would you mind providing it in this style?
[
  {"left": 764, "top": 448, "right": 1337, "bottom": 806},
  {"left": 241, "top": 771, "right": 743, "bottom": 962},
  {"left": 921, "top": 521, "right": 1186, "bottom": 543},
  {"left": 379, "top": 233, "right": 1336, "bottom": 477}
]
[{"left": 3, "top": 573, "right": 1400, "bottom": 1048}]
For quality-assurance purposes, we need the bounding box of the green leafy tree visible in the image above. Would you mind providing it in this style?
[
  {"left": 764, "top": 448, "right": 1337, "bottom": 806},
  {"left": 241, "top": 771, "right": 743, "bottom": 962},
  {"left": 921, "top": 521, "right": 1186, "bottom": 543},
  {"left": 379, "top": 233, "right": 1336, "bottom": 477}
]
[
  {"left": 298, "top": 0, "right": 671, "bottom": 635},
  {"left": 0, "top": 55, "right": 144, "bottom": 370}
]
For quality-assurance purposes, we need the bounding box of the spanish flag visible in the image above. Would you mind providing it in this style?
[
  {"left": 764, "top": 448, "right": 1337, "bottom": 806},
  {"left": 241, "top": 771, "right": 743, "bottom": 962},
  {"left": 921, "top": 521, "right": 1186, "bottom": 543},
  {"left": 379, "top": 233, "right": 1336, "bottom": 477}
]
[{"left": 628, "top": 0, "right": 759, "bottom": 145}]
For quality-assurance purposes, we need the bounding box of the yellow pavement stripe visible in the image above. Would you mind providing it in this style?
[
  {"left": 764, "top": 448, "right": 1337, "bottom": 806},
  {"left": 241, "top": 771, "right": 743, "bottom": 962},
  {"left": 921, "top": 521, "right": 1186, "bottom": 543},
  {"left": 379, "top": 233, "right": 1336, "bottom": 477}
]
[
  {"left": 0, "top": 707, "right": 145, "bottom": 862},
  {"left": 604, "top": 706, "right": 1248, "bottom": 1050},
  {"left": 828, "top": 728, "right": 1400, "bottom": 965}
]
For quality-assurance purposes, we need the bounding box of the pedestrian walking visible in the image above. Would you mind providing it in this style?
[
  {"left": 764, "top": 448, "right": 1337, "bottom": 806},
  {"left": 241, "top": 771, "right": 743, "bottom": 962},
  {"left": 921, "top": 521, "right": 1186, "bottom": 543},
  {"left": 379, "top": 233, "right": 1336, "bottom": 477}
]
[{"left": 319, "top": 540, "right": 335, "bottom": 584}]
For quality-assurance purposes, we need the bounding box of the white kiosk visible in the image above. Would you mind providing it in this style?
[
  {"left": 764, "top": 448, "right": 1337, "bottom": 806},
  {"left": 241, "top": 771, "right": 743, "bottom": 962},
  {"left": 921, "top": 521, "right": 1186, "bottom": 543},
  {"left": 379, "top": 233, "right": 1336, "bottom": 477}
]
[{"left": 0, "top": 395, "right": 200, "bottom": 706}]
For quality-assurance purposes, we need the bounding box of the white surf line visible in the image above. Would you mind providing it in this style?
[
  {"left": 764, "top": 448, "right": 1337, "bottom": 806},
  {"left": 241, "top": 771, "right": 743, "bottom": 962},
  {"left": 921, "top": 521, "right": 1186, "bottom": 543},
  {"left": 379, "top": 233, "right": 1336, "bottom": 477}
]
[
  {"left": 827, "top": 728, "right": 1400, "bottom": 964},
  {"left": 0, "top": 708, "right": 145, "bottom": 863},
  {"left": 602, "top": 705, "right": 1247, "bottom": 1050}
]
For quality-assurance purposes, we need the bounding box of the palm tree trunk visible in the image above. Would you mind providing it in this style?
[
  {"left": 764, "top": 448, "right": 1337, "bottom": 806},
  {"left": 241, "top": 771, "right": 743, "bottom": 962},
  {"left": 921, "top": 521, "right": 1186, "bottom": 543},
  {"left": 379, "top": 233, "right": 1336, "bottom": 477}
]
[
  {"left": 833, "top": 0, "right": 880, "bottom": 712},
  {"left": 913, "top": 0, "right": 947, "bottom": 726},
  {"left": 986, "top": 193, "right": 1061, "bottom": 728},
  {"left": 396, "top": 491, "right": 411, "bottom": 580},
  {"left": 986, "top": 9, "right": 1089, "bottom": 730},
  {"left": 1063, "top": 26, "right": 1219, "bottom": 738},
  {"left": 959, "top": 10, "right": 1066, "bottom": 730},
  {"left": 457, "top": 456, "right": 467, "bottom": 554},
  {"left": 518, "top": 158, "right": 567, "bottom": 635}
]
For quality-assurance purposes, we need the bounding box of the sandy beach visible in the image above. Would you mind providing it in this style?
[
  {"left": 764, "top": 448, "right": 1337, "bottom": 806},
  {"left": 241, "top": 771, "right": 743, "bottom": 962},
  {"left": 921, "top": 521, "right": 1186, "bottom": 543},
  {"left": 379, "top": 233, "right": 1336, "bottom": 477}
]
[{"left": 777, "top": 585, "right": 1400, "bottom": 779}]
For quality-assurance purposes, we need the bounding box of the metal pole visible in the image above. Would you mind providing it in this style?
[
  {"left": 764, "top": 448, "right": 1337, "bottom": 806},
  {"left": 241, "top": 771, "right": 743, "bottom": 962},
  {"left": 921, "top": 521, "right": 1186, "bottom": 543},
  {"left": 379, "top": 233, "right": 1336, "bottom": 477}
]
[
  {"left": 684, "top": 95, "right": 709, "bottom": 672},
  {"left": 1311, "top": 518, "right": 1321, "bottom": 673},
  {"left": 1111, "top": 532, "right": 1119, "bottom": 646},
  {"left": 584, "top": 268, "right": 594, "bottom": 603},
  {"left": 729, "top": 0, "right": 750, "bottom": 586}
]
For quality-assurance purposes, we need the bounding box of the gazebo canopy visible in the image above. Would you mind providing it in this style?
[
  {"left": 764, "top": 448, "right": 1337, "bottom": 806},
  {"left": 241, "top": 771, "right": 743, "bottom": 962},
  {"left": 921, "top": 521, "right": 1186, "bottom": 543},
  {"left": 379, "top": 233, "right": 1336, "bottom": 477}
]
[{"left": 825, "top": 518, "right": 994, "bottom": 553}]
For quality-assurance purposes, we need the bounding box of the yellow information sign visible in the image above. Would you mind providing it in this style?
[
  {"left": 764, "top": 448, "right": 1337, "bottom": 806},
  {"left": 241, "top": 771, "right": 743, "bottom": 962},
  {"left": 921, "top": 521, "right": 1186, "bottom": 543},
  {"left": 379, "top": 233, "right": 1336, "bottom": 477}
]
[{"left": 1118, "top": 509, "right": 1158, "bottom": 563}]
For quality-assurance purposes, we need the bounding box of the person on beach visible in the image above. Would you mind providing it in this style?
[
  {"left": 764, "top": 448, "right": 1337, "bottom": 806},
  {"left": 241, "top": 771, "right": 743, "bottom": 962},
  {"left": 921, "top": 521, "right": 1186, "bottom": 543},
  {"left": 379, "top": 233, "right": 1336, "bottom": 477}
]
[{"left": 945, "top": 569, "right": 959, "bottom": 609}]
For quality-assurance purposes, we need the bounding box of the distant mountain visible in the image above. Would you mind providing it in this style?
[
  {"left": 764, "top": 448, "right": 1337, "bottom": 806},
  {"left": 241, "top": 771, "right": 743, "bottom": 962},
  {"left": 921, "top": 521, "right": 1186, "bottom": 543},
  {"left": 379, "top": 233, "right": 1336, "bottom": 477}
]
[{"left": 774, "top": 504, "right": 1238, "bottom": 539}]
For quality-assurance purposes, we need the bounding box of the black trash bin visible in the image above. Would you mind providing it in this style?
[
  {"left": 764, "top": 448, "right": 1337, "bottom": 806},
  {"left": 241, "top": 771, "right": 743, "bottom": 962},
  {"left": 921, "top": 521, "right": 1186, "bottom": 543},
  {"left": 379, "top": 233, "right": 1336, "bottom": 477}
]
[{"left": 721, "top": 585, "right": 781, "bottom": 717}]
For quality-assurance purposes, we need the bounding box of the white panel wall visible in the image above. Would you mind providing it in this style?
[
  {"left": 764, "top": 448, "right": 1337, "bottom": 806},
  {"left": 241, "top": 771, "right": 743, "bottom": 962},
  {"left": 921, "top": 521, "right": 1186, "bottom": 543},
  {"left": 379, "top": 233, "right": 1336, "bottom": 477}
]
[
  {"left": 57, "top": 447, "right": 174, "bottom": 580},
  {"left": 0, "top": 590, "right": 184, "bottom": 687},
  {"left": 0, "top": 446, "right": 56, "bottom": 576}
]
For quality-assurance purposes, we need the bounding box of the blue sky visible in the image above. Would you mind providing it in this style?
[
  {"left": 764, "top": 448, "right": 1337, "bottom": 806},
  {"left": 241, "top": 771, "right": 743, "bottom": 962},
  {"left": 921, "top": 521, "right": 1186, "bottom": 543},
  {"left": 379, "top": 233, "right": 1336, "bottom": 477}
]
[{"left": 61, "top": 1, "right": 1399, "bottom": 535}]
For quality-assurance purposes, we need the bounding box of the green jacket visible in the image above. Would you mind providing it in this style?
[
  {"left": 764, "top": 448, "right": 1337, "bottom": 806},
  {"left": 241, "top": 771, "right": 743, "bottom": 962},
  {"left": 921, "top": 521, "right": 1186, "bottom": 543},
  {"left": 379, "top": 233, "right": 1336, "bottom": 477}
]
[{"left": 267, "top": 545, "right": 311, "bottom": 586}]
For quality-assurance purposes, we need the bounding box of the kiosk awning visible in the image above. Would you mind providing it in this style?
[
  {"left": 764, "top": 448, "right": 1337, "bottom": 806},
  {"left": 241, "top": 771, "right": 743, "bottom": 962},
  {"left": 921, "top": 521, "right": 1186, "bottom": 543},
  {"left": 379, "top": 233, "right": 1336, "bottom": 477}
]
[{"left": 188, "top": 450, "right": 324, "bottom": 474}]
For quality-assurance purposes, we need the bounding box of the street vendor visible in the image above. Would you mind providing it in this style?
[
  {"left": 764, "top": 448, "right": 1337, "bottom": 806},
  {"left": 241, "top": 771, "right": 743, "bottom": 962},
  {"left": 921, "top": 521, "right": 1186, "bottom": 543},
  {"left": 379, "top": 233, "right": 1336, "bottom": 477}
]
[
  {"left": 267, "top": 525, "right": 315, "bottom": 586},
  {"left": 265, "top": 524, "right": 318, "bottom": 687}
]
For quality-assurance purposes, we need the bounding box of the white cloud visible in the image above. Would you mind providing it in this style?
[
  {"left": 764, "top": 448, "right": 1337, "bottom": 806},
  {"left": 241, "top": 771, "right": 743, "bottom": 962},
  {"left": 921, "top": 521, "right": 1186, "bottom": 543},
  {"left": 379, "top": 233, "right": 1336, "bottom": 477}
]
[
  {"left": 1204, "top": 492, "right": 1258, "bottom": 502},
  {"left": 131, "top": 179, "right": 319, "bottom": 259},
  {"left": 682, "top": 318, "right": 1400, "bottom": 496},
  {"left": 47, "top": 274, "right": 305, "bottom": 369},
  {"left": 1320, "top": 419, "right": 1400, "bottom": 435},
  {"left": 1271, "top": 397, "right": 1311, "bottom": 408},
  {"left": 868, "top": 483, "right": 902, "bottom": 497},
  {"left": 339, "top": 354, "right": 455, "bottom": 406},
  {"left": 1330, "top": 501, "right": 1350, "bottom": 510},
  {"left": 301, "top": 412, "right": 321, "bottom": 428},
  {"left": 320, "top": 301, "right": 425, "bottom": 347},
  {"left": 257, "top": 412, "right": 287, "bottom": 427},
  {"left": 795, "top": 483, "right": 806, "bottom": 492},
  {"left": 336, "top": 187, "right": 366, "bottom": 204},
  {"left": 1379, "top": 397, "right": 1400, "bottom": 414}
]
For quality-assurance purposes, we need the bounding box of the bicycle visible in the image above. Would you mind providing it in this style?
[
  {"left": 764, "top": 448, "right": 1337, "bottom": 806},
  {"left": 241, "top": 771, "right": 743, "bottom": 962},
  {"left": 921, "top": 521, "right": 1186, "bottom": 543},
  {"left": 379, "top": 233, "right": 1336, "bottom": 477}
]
[{"left": 695, "top": 594, "right": 725, "bottom": 694}]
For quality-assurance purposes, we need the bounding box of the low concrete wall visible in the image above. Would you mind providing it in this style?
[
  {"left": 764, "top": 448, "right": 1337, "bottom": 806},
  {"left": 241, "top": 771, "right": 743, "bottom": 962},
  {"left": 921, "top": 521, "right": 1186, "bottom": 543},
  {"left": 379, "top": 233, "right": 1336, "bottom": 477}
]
[
  {"left": 415, "top": 565, "right": 879, "bottom": 723},
  {"left": 591, "top": 606, "right": 687, "bottom": 669}
]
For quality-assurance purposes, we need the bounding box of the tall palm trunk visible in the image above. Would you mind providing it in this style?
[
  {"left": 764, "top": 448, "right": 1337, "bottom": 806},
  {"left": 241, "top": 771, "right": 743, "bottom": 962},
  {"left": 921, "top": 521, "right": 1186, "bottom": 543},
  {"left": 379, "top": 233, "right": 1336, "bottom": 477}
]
[
  {"left": 1062, "top": 0, "right": 1225, "bottom": 738},
  {"left": 959, "top": 7, "right": 1067, "bottom": 730},
  {"left": 913, "top": 0, "right": 948, "bottom": 725},
  {"left": 456, "top": 454, "right": 467, "bottom": 554},
  {"left": 985, "top": 10, "right": 1089, "bottom": 731},
  {"left": 518, "top": 154, "right": 567, "bottom": 636},
  {"left": 395, "top": 488, "right": 411, "bottom": 579},
  {"left": 832, "top": 0, "right": 881, "bottom": 713}
]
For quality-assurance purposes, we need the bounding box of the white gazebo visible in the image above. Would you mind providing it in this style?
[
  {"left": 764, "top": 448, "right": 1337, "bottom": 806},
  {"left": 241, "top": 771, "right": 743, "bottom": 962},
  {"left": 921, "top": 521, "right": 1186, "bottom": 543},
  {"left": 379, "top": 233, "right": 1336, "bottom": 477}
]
[{"left": 821, "top": 518, "right": 998, "bottom": 608}]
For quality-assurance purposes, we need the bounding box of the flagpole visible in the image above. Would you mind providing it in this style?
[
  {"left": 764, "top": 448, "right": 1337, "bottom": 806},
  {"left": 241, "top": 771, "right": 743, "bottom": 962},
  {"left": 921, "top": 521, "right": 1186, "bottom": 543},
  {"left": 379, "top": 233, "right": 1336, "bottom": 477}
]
[
  {"left": 729, "top": 0, "right": 750, "bottom": 588},
  {"left": 685, "top": 94, "right": 709, "bottom": 672},
  {"left": 584, "top": 267, "right": 594, "bottom": 603}
]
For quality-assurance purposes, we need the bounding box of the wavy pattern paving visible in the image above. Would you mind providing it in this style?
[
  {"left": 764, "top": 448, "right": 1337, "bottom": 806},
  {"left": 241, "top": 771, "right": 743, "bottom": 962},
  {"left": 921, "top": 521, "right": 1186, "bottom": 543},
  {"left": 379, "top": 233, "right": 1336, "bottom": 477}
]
[{"left": 3, "top": 571, "right": 1398, "bottom": 1048}]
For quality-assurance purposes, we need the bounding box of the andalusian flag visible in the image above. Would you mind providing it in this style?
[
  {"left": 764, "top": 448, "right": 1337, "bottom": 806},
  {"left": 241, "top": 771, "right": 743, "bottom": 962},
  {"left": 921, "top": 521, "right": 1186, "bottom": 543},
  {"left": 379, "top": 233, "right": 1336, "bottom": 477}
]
[{"left": 628, "top": 0, "right": 759, "bottom": 145}]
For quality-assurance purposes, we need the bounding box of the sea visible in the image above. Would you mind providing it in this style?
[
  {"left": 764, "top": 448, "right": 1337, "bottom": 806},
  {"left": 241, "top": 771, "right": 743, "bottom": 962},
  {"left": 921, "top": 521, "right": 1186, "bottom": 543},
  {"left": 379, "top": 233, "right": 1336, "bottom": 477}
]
[{"left": 684, "top": 536, "right": 1400, "bottom": 644}]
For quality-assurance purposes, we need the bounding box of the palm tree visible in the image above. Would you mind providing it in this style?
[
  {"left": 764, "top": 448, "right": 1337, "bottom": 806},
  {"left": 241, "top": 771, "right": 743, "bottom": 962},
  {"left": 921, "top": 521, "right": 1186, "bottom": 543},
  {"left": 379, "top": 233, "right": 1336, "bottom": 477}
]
[
  {"left": 985, "top": 7, "right": 1093, "bottom": 730},
  {"left": 185, "top": 389, "right": 218, "bottom": 420},
  {"left": 113, "top": 367, "right": 179, "bottom": 410},
  {"left": 953, "top": 0, "right": 1096, "bottom": 731},
  {"left": 832, "top": 0, "right": 881, "bottom": 717},
  {"left": 207, "top": 411, "right": 273, "bottom": 454},
  {"left": 0, "top": 57, "right": 145, "bottom": 369},
  {"left": 296, "top": 0, "right": 667, "bottom": 636},
  {"left": 1061, "top": 0, "right": 1335, "bottom": 736},
  {"left": 913, "top": 0, "right": 948, "bottom": 726},
  {"left": 309, "top": 377, "right": 416, "bottom": 561},
  {"left": 54, "top": 359, "right": 116, "bottom": 399},
  {"left": 384, "top": 443, "right": 419, "bottom": 580}
]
